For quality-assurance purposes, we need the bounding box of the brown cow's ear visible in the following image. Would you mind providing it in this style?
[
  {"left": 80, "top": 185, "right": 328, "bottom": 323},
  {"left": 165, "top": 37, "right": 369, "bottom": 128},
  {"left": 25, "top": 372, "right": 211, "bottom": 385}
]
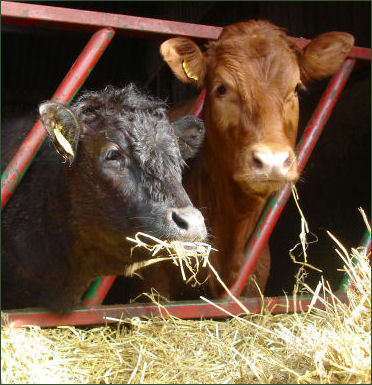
[
  {"left": 160, "top": 38, "right": 206, "bottom": 87},
  {"left": 300, "top": 32, "right": 354, "bottom": 83},
  {"left": 39, "top": 102, "right": 80, "bottom": 165}
]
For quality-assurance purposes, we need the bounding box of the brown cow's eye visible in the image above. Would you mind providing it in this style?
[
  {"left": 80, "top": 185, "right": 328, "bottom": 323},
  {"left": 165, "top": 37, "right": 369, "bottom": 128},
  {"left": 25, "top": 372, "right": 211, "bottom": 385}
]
[{"left": 217, "top": 85, "right": 227, "bottom": 96}]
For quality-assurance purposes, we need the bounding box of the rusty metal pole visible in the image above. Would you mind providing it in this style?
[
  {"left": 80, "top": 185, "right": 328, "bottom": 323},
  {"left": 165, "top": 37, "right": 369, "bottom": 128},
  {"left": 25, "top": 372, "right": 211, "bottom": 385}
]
[
  {"left": 1, "top": 27, "right": 115, "bottom": 209},
  {"left": 225, "top": 58, "right": 357, "bottom": 298}
]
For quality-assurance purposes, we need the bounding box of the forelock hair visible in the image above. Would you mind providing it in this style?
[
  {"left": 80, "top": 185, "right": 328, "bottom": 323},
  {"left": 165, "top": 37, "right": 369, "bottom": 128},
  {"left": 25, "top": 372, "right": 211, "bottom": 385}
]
[{"left": 72, "top": 83, "right": 168, "bottom": 122}]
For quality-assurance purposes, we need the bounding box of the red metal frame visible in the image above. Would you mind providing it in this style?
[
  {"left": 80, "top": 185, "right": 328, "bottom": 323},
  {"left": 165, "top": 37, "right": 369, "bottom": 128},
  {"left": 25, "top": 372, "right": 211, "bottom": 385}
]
[
  {"left": 82, "top": 276, "right": 117, "bottom": 307},
  {"left": 1, "top": 27, "right": 115, "bottom": 208},
  {"left": 1, "top": 2, "right": 370, "bottom": 327},
  {"left": 1, "top": 1, "right": 370, "bottom": 60},
  {"left": 2, "top": 291, "right": 349, "bottom": 328}
]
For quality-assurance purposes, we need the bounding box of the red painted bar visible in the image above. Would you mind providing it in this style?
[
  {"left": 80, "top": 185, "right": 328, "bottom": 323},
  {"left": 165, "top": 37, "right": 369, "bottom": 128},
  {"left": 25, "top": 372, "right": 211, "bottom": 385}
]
[
  {"left": 83, "top": 276, "right": 117, "bottom": 307},
  {"left": 1, "top": 27, "right": 115, "bottom": 209},
  {"left": 190, "top": 89, "right": 207, "bottom": 118},
  {"left": 364, "top": 235, "right": 371, "bottom": 257},
  {"left": 226, "top": 58, "right": 357, "bottom": 298},
  {"left": 1, "top": 2, "right": 369, "bottom": 324},
  {"left": 1, "top": 1, "right": 370, "bottom": 60},
  {"left": 296, "top": 58, "right": 358, "bottom": 173},
  {"left": 1, "top": 291, "right": 348, "bottom": 328},
  {"left": 1, "top": 58, "right": 356, "bottom": 326},
  {"left": 340, "top": 230, "right": 371, "bottom": 290},
  {"left": 1, "top": 1, "right": 221, "bottom": 40}
]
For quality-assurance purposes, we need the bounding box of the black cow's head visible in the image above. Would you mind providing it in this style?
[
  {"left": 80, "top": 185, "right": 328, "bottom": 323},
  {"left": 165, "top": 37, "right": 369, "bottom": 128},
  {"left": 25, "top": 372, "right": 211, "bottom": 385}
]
[{"left": 39, "top": 84, "right": 207, "bottom": 246}]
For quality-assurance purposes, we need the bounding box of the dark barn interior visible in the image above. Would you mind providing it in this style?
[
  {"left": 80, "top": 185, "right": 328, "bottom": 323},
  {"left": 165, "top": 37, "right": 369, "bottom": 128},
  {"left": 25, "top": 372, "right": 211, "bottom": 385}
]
[{"left": 2, "top": 1, "right": 371, "bottom": 299}]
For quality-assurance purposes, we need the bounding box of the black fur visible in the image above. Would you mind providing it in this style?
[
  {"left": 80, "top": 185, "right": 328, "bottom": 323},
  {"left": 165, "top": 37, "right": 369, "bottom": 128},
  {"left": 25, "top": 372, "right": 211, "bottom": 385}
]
[{"left": 1, "top": 84, "right": 206, "bottom": 313}]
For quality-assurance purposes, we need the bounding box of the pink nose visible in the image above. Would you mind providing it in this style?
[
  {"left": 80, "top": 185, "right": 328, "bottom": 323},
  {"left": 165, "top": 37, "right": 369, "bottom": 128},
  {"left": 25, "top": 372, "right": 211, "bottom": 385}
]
[{"left": 250, "top": 147, "right": 295, "bottom": 177}]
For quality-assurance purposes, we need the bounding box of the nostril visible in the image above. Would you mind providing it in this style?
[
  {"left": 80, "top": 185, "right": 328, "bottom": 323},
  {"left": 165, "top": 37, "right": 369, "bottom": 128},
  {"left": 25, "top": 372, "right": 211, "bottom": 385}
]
[
  {"left": 167, "top": 207, "right": 207, "bottom": 241},
  {"left": 171, "top": 211, "right": 189, "bottom": 231},
  {"left": 251, "top": 152, "right": 264, "bottom": 170}
]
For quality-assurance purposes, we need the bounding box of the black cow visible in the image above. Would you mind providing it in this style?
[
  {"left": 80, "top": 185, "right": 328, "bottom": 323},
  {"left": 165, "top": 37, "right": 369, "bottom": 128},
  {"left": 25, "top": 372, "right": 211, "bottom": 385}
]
[{"left": 1, "top": 84, "right": 207, "bottom": 313}]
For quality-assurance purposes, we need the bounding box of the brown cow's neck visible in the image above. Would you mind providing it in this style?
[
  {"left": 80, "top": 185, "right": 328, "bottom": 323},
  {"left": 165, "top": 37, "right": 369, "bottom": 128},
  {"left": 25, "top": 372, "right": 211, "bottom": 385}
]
[{"left": 184, "top": 140, "right": 267, "bottom": 291}]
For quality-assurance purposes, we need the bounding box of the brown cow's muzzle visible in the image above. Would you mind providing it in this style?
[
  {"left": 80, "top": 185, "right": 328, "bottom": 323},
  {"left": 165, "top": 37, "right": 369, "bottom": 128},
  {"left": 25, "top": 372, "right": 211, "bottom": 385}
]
[
  {"left": 234, "top": 143, "right": 298, "bottom": 195},
  {"left": 249, "top": 144, "right": 298, "bottom": 179}
]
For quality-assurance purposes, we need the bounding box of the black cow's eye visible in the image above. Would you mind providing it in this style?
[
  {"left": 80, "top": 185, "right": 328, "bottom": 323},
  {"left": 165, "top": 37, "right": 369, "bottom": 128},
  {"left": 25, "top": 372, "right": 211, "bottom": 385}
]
[
  {"left": 217, "top": 85, "right": 227, "bottom": 96},
  {"left": 102, "top": 148, "right": 128, "bottom": 170},
  {"left": 104, "top": 149, "right": 122, "bottom": 162}
]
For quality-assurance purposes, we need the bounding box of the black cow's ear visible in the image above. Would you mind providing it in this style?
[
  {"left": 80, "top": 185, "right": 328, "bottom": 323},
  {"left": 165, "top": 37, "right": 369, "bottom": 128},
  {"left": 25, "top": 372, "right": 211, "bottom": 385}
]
[
  {"left": 172, "top": 115, "right": 205, "bottom": 160},
  {"left": 39, "top": 102, "right": 80, "bottom": 165}
]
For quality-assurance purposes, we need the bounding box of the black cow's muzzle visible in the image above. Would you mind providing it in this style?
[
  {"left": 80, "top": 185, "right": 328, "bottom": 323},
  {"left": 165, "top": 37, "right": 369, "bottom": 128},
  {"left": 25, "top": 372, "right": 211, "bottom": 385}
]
[{"left": 166, "top": 206, "right": 207, "bottom": 242}]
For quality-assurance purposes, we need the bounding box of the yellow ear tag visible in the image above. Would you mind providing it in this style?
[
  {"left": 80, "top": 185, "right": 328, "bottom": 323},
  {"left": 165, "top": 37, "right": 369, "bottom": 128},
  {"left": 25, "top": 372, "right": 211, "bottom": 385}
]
[
  {"left": 182, "top": 60, "right": 199, "bottom": 81},
  {"left": 53, "top": 124, "right": 74, "bottom": 157}
]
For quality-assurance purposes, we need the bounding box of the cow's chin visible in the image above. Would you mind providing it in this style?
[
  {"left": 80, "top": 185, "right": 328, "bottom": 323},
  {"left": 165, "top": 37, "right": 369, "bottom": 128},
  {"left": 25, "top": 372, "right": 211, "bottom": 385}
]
[
  {"left": 234, "top": 175, "right": 291, "bottom": 198},
  {"left": 249, "top": 180, "right": 287, "bottom": 196}
]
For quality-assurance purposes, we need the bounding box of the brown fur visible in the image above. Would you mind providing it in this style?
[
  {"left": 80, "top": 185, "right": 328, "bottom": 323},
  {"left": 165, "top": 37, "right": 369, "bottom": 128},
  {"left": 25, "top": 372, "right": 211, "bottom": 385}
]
[{"left": 159, "top": 20, "right": 354, "bottom": 298}]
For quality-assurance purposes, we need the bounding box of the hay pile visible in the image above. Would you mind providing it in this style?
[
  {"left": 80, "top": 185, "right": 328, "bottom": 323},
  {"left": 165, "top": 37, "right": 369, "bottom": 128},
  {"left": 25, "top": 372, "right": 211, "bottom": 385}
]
[{"left": 2, "top": 227, "right": 370, "bottom": 384}]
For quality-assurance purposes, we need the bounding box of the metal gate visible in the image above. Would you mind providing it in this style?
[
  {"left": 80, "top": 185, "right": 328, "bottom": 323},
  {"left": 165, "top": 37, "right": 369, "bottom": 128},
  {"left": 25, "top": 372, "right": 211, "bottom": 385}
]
[{"left": 1, "top": 1, "right": 370, "bottom": 327}]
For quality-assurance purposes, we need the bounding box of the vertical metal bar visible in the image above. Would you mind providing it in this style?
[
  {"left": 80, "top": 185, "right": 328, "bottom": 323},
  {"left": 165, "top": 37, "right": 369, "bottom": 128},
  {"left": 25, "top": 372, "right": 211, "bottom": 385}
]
[
  {"left": 363, "top": 232, "right": 371, "bottom": 255},
  {"left": 1, "top": 27, "right": 115, "bottom": 209},
  {"left": 225, "top": 58, "right": 357, "bottom": 298}
]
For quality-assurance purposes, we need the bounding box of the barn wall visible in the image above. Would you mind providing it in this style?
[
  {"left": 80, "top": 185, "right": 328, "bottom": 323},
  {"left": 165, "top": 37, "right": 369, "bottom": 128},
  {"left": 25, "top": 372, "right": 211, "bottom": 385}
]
[{"left": 2, "top": 1, "right": 370, "bottom": 296}]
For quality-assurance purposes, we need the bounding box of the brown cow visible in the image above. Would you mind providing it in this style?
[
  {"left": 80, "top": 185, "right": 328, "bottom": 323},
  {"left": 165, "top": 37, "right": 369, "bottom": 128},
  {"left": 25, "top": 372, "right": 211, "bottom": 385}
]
[{"left": 124, "top": 20, "right": 354, "bottom": 301}]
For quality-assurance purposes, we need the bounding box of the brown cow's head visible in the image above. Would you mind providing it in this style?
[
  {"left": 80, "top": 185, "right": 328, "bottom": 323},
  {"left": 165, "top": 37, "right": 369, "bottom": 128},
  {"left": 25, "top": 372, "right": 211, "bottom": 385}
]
[{"left": 160, "top": 20, "right": 354, "bottom": 196}]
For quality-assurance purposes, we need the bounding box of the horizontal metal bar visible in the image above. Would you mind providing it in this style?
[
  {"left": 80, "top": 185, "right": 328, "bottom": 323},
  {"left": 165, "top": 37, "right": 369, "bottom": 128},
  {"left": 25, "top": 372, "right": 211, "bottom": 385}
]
[
  {"left": 226, "top": 58, "right": 357, "bottom": 298},
  {"left": 1, "top": 1, "right": 221, "bottom": 40},
  {"left": 1, "top": 1, "right": 370, "bottom": 60},
  {"left": 1, "top": 291, "right": 348, "bottom": 328},
  {"left": 1, "top": 27, "right": 115, "bottom": 209}
]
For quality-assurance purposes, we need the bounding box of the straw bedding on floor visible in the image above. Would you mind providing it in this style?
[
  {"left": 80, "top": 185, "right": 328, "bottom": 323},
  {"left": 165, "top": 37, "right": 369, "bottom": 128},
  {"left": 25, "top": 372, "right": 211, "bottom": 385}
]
[{"left": 1, "top": 211, "right": 370, "bottom": 384}]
